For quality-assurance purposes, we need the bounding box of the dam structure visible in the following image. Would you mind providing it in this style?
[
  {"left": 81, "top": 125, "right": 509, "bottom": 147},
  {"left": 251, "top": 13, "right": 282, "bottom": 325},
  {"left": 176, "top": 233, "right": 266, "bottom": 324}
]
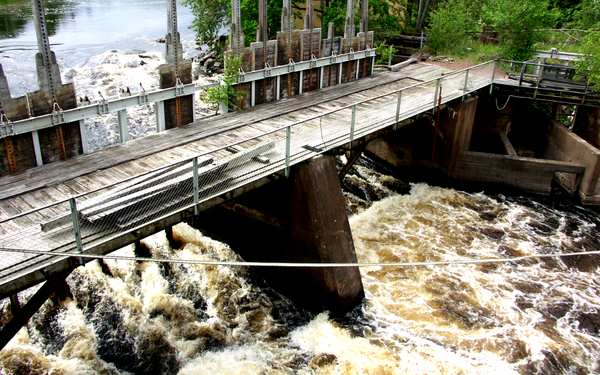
[{"left": 0, "top": 0, "right": 599, "bottom": 349}]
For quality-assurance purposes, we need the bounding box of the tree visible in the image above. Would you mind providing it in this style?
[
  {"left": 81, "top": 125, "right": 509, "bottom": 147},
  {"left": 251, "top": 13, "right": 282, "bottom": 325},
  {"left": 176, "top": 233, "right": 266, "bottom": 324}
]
[
  {"left": 202, "top": 55, "right": 244, "bottom": 113},
  {"left": 577, "top": 31, "right": 600, "bottom": 90},
  {"left": 425, "top": 0, "right": 476, "bottom": 55},
  {"left": 483, "top": 0, "right": 557, "bottom": 60},
  {"left": 183, "top": 0, "right": 229, "bottom": 53}
]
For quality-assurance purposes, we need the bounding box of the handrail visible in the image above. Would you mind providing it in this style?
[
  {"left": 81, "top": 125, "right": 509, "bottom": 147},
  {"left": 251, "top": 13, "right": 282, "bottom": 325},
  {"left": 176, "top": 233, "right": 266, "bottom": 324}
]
[{"left": 0, "top": 60, "right": 496, "bottom": 224}]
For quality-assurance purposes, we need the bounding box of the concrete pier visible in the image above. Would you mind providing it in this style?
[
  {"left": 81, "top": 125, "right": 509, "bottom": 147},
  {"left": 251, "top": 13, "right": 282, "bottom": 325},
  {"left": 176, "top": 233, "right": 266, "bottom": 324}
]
[{"left": 192, "top": 155, "right": 364, "bottom": 314}]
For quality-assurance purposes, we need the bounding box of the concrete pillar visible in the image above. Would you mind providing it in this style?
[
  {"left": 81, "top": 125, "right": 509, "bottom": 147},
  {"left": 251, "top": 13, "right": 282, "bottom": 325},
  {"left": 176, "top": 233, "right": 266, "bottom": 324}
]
[
  {"left": 288, "top": 155, "right": 364, "bottom": 312},
  {"left": 191, "top": 155, "right": 364, "bottom": 314},
  {"left": 32, "top": 130, "right": 43, "bottom": 167},
  {"left": 118, "top": 109, "right": 129, "bottom": 143},
  {"left": 299, "top": 71, "right": 304, "bottom": 94},
  {"left": 573, "top": 107, "right": 600, "bottom": 149},
  {"left": 155, "top": 101, "right": 166, "bottom": 132},
  {"left": 78, "top": 121, "right": 89, "bottom": 154}
]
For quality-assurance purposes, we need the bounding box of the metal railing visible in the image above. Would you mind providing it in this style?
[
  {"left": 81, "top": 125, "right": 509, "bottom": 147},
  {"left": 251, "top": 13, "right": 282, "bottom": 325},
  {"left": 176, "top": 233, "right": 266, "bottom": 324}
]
[
  {"left": 498, "top": 59, "right": 597, "bottom": 104},
  {"left": 0, "top": 49, "right": 377, "bottom": 139},
  {"left": 0, "top": 60, "right": 496, "bottom": 286}
]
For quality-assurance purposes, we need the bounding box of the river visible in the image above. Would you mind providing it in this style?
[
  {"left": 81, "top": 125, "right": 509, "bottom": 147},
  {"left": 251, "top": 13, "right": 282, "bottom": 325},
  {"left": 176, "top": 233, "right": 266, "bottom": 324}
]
[
  {"left": 0, "top": 0, "right": 196, "bottom": 96},
  {"left": 1, "top": 1, "right": 600, "bottom": 374},
  {"left": 1, "top": 158, "right": 600, "bottom": 374}
]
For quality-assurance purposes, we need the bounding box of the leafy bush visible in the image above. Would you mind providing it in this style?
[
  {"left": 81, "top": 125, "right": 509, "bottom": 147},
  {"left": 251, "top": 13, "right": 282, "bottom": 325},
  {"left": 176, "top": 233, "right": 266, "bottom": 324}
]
[
  {"left": 203, "top": 55, "right": 244, "bottom": 113},
  {"left": 576, "top": 31, "right": 600, "bottom": 90},
  {"left": 483, "top": 0, "right": 557, "bottom": 60},
  {"left": 426, "top": 0, "right": 477, "bottom": 55},
  {"left": 375, "top": 42, "right": 396, "bottom": 65}
]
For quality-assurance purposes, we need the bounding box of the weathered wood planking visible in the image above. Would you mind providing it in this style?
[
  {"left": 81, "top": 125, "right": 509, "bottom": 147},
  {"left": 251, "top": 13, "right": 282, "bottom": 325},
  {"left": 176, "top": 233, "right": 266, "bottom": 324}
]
[{"left": 0, "top": 62, "right": 495, "bottom": 293}]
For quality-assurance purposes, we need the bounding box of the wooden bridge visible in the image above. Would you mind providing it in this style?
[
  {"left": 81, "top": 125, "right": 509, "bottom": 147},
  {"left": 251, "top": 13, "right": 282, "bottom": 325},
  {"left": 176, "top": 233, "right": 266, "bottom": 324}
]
[{"left": 0, "top": 61, "right": 496, "bottom": 298}]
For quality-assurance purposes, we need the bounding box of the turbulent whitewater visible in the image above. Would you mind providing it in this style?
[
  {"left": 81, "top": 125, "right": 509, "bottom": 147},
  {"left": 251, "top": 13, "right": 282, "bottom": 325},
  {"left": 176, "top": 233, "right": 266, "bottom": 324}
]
[{"left": 1, "top": 164, "right": 600, "bottom": 374}]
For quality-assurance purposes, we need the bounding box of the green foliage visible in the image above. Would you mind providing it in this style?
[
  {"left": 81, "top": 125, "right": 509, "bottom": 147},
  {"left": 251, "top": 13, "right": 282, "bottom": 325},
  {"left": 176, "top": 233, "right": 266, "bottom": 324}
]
[
  {"left": 203, "top": 55, "right": 244, "bottom": 113},
  {"left": 572, "top": 0, "right": 600, "bottom": 29},
  {"left": 426, "top": 0, "right": 477, "bottom": 55},
  {"left": 483, "top": 0, "right": 558, "bottom": 60},
  {"left": 576, "top": 31, "right": 600, "bottom": 90},
  {"left": 183, "top": 0, "right": 229, "bottom": 51},
  {"left": 375, "top": 42, "right": 396, "bottom": 65},
  {"left": 239, "top": 0, "right": 284, "bottom": 44},
  {"left": 322, "top": 0, "right": 347, "bottom": 37}
]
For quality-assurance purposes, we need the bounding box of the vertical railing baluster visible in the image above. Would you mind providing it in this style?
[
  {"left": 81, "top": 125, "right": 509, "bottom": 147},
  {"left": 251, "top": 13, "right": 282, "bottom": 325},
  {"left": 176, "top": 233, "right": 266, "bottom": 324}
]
[
  {"left": 350, "top": 105, "right": 357, "bottom": 145},
  {"left": 69, "top": 197, "right": 84, "bottom": 265},
  {"left": 285, "top": 126, "right": 291, "bottom": 177},
  {"left": 193, "top": 157, "right": 199, "bottom": 216},
  {"left": 395, "top": 91, "right": 402, "bottom": 123},
  {"left": 490, "top": 60, "right": 497, "bottom": 94},
  {"left": 432, "top": 78, "right": 441, "bottom": 115},
  {"left": 463, "top": 70, "right": 470, "bottom": 100}
]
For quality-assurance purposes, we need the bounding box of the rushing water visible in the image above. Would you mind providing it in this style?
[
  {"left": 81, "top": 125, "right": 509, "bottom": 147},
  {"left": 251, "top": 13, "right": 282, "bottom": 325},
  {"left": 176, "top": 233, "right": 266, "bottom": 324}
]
[{"left": 1, "top": 160, "right": 600, "bottom": 374}]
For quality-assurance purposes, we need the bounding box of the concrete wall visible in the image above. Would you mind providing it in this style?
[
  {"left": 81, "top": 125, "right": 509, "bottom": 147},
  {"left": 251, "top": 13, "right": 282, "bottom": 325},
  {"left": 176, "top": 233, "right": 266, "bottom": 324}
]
[{"left": 545, "top": 123, "right": 600, "bottom": 204}]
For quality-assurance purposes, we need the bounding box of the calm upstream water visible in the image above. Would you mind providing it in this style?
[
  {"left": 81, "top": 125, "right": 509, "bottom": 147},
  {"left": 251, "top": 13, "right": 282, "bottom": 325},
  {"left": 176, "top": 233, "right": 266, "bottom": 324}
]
[
  {"left": 1, "top": 160, "right": 600, "bottom": 374},
  {"left": 0, "top": 0, "right": 196, "bottom": 97}
]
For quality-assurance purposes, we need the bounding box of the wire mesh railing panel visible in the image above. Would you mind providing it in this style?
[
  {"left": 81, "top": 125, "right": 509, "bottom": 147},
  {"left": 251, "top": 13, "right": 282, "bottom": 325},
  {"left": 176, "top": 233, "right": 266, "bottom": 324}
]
[{"left": 0, "top": 61, "right": 502, "bottom": 280}]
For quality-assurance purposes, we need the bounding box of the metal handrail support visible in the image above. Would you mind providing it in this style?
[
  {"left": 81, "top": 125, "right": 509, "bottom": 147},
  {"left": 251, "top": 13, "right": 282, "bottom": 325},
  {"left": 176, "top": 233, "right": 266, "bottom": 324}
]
[
  {"left": 0, "top": 60, "right": 498, "bottom": 225},
  {"left": 192, "top": 157, "right": 199, "bottom": 216},
  {"left": 69, "top": 198, "right": 84, "bottom": 265}
]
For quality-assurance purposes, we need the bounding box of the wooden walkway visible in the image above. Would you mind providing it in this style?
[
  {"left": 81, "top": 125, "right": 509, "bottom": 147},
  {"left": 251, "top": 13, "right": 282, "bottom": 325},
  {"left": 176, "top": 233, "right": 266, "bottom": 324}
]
[{"left": 0, "top": 62, "right": 495, "bottom": 297}]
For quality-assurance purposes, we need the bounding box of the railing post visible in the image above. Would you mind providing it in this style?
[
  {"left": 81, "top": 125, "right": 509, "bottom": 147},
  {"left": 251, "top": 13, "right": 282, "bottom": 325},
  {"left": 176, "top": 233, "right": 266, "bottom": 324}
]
[
  {"left": 192, "top": 157, "right": 199, "bottom": 216},
  {"left": 285, "top": 126, "right": 291, "bottom": 177},
  {"left": 276, "top": 76, "right": 281, "bottom": 100},
  {"left": 319, "top": 67, "right": 325, "bottom": 89},
  {"left": 432, "top": 78, "right": 441, "bottom": 115},
  {"left": 350, "top": 105, "right": 357, "bottom": 145},
  {"left": 462, "top": 70, "right": 470, "bottom": 100},
  {"left": 489, "top": 60, "right": 497, "bottom": 94},
  {"left": 69, "top": 198, "right": 84, "bottom": 264},
  {"left": 395, "top": 91, "right": 402, "bottom": 123}
]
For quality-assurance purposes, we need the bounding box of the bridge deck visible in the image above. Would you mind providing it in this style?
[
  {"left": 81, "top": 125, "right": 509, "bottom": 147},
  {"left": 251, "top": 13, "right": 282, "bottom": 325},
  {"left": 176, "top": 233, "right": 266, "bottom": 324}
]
[{"left": 0, "top": 62, "right": 495, "bottom": 297}]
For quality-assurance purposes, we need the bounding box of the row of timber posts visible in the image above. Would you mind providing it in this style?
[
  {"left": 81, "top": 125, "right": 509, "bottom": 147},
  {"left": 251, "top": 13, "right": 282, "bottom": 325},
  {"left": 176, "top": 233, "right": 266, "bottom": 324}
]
[
  {"left": 226, "top": 0, "right": 375, "bottom": 111},
  {"left": 0, "top": 0, "right": 195, "bottom": 177},
  {"left": 0, "top": 0, "right": 84, "bottom": 177}
]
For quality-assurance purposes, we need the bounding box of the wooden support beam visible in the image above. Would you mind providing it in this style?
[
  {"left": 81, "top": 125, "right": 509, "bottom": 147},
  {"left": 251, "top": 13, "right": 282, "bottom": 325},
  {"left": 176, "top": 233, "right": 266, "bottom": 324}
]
[
  {"left": 0, "top": 268, "right": 73, "bottom": 351},
  {"left": 339, "top": 142, "right": 367, "bottom": 179},
  {"left": 3, "top": 137, "right": 17, "bottom": 174},
  {"left": 499, "top": 131, "right": 517, "bottom": 156},
  {"left": 221, "top": 202, "right": 286, "bottom": 227}
]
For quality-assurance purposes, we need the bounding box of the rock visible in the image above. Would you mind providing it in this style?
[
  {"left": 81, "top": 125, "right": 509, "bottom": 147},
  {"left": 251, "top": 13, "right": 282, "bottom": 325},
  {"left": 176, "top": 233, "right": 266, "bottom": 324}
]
[
  {"left": 480, "top": 227, "right": 505, "bottom": 240},
  {"left": 309, "top": 353, "right": 337, "bottom": 368}
]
